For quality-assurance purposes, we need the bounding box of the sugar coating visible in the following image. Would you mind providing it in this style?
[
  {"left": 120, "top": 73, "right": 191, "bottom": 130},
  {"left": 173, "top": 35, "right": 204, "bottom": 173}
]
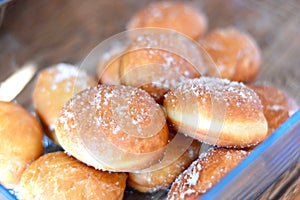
[
  {"left": 94, "top": 85, "right": 157, "bottom": 135},
  {"left": 57, "top": 86, "right": 98, "bottom": 133},
  {"left": 132, "top": 32, "right": 204, "bottom": 74},
  {"left": 164, "top": 76, "right": 263, "bottom": 119},
  {"left": 57, "top": 84, "right": 165, "bottom": 148},
  {"left": 101, "top": 43, "right": 125, "bottom": 63},
  {"left": 166, "top": 77, "right": 257, "bottom": 104},
  {"left": 168, "top": 148, "right": 249, "bottom": 200},
  {"left": 56, "top": 84, "right": 168, "bottom": 170},
  {"left": 46, "top": 63, "right": 91, "bottom": 93},
  {"left": 122, "top": 32, "right": 204, "bottom": 101},
  {"left": 163, "top": 77, "right": 268, "bottom": 149},
  {"left": 33, "top": 63, "right": 95, "bottom": 139},
  {"left": 266, "top": 105, "right": 285, "bottom": 111}
]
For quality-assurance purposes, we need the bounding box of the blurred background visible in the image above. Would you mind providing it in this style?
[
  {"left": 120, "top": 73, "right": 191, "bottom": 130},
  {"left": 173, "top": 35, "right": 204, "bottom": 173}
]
[
  {"left": 1, "top": 0, "right": 299, "bottom": 95},
  {"left": 1, "top": 0, "right": 299, "bottom": 111},
  {"left": 0, "top": 0, "right": 299, "bottom": 82}
]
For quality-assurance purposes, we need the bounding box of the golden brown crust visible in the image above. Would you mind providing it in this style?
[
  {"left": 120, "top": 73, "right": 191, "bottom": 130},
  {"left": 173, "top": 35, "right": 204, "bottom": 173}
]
[
  {"left": 249, "top": 84, "right": 298, "bottom": 135},
  {"left": 0, "top": 101, "right": 43, "bottom": 189},
  {"left": 120, "top": 32, "right": 203, "bottom": 103},
  {"left": 56, "top": 85, "right": 169, "bottom": 171},
  {"left": 168, "top": 148, "right": 250, "bottom": 200},
  {"left": 127, "top": 2, "right": 207, "bottom": 40},
  {"left": 163, "top": 77, "right": 268, "bottom": 147},
  {"left": 128, "top": 139, "right": 200, "bottom": 193},
  {"left": 97, "top": 58, "right": 121, "bottom": 85},
  {"left": 18, "top": 152, "right": 128, "bottom": 200},
  {"left": 32, "top": 63, "right": 96, "bottom": 144},
  {"left": 201, "top": 28, "right": 261, "bottom": 82},
  {"left": 97, "top": 46, "right": 126, "bottom": 85}
]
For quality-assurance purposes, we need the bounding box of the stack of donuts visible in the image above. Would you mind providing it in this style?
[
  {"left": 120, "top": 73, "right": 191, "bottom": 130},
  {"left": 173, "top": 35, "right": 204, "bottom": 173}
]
[{"left": 0, "top": 2, "right": 298, "bottom": 200}]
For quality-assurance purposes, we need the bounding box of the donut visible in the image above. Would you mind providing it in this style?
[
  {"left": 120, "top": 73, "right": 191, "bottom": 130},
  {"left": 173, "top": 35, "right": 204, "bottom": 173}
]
[
  {"left": 32, "top": 63, "right": 96, "bottom": 144},
  {"left": 168, "top": 147, "right": 250, "bottom": 200},
  {"left": 163, "top": 77, "right": 268, "bottom": 147},
  {"left": 201, "top": 28, "right": 261, "bottom": 82},
  {"left": 0, "top": 101, "right": 43, "bottom": 189},
  {"left": 55, "top": 85, "right": 169, "bottom": 171},
  {"left": 128, "top": 134, "right": 200, "bottom": 193},
  {"left": 97, "top": 45, "right": 126, "bottom": 85},
  {"left": 97, "top": 55, "right": 121, "bottom": 85},
  {"left": 120, "top": 31, "right": 206, "bottom": 103},
  {"left": 18, "top": 152, "right": 128, "bottom": 200},
  {"left": 249, "top": 84, "right": 298, "bottom": 135},
  {"left": 127, "top": 2, "right": 207, "bottom": 40}
]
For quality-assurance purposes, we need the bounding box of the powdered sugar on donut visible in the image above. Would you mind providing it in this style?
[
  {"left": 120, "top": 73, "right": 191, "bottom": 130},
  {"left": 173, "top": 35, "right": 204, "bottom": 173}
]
[
  {"left": 164, "top": 76, "right": 263, "bottom": 120},
  {"left": 94, "top": 85, "right": 157, "bottom": 135},
  {"left": 168, "top": 148, "right": 250, "bottom": 200},
  {"left": 47, "top": 63, "right": 91, "bottom": 92}
]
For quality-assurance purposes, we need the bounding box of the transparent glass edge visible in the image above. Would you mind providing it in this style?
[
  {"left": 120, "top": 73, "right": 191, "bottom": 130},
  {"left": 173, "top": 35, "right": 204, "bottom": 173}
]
[
  {"left": 0, "top": 184, "right": 16, "bottom": 200},
  {"left": 202, "top": 109, "right": 300, "bottom": 200}
]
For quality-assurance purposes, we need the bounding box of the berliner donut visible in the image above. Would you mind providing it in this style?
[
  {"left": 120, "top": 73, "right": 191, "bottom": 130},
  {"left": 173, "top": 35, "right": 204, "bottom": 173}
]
[
  {"left": 249, "top": 84, "right": 298, "bottom": 135},
  {"left": 18, "top": 152, "right": 127, "bottom": 200},
  {"left": 32, "top": 63, "right": 96, "bottom": 144},
  {"left": 128, "top": 135, "right": 200, "bottom": 193},
  {"left": 127, "top": 2, "right": 207, "bottom": 40},
  {"left": 168, "top": 147, "right": 250, "bottom": 200},
  {"left": 97, "top": 56, "right": 121, "bottom": 85},
  {"left": 163, "top": 77, "right": 268, "bottom": 147},
  {"left": 0, "top": 101, "right": 43, "bottom": 189},
  {"left": 55, "top": 85, "right": 169, "bottom": 171},
  {"left": 97, "top": 45, "right": 126, "bottom": 85},
  {"left": 201, "top": 28, "right": 261, "bottom": 82},
  {"left": 120, "top": 31, "right": 205, "bottom": 103}
]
